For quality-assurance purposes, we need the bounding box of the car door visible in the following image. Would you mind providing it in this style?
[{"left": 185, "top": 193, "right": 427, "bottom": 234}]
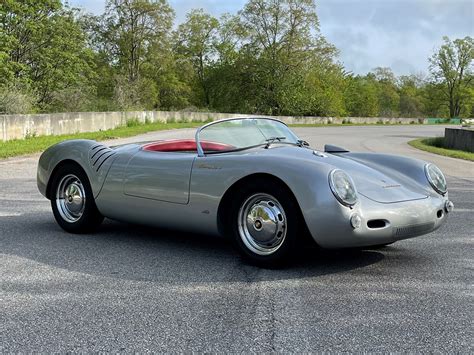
[{"left": 123, "top": 150, "right": 195, "bottom": 204}]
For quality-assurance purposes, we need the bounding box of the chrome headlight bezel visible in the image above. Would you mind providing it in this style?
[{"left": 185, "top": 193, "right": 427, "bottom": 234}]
[
  {"left": 424, "top": 163, "right": 447, "bottom": 195},
  {"left": 328, "top": 169, "right": 358, "bottom": 207}
]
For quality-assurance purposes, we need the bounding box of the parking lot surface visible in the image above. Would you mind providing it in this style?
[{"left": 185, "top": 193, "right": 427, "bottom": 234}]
[{"left": 1, "top": 125, "right": 473, "bottom": 352}]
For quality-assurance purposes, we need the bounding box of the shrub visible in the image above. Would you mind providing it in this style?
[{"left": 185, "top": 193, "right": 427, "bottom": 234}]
[
  {"left": 424, "top": 137, "right": 445, "bottom": 148},
  {"left": 25, "top": 129, "right": 37, "bottom": 139},
  {"left": 49, "top": 86, "right": 94, "bottom": 112},
  {"left": 113, "top": 75, "right": 158, "bottom": 110},
  {"left": 126, "top": 118, "right": 141, "bottom": 127},
  {"left": 0, "top": 84, "right": 36, "bottom": 114}
]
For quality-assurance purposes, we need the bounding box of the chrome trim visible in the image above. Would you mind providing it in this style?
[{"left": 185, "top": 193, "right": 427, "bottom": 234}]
[
  {"left": 328, "top": 169, "right": 358, "bottom": 207},
  {"left": 445, "top": 200, "right": 454, "bottom": 213},
  {"left": 350, "top": 214, "right": 362, "bottom": 229},
  {"left": 424, "top": 163, "right": 447, "bottom": 195},
  {"left": 313, "top": 150, "right": 327, "bottom": 158},
  {"left": 55, "top": 174, "right": 86, "bottom": 223},
  {"left": 195, "top": 117, "right": 289, "bottom": 157},
  {"left": 237, "top": 193, "right": 287, "bottom": 256}
]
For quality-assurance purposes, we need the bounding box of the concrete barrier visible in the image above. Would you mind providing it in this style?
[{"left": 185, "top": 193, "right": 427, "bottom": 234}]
[
  {"left": 0, "top": 111, "right": 426, "bottom": 141},
  {"left": 444, "top": 128, "right": 474, "bottom": 153}
]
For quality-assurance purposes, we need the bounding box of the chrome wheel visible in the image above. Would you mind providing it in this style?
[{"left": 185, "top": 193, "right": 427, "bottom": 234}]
[
  {"left": 238, "top": 193, "right": 287, "bottom": 256},
  {"left": 55, "top": 174, "right": 86, "bottom": 223}
]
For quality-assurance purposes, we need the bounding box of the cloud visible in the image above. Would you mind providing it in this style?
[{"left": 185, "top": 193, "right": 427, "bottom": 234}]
[
  {"left": 170, "top": 0, "right": 245, "bottom": 23},
  {"left": 68, "top": 0, "right": 106, "bottom": 14},
  {"left": 317, "top": 0, "right": 474, "bottom": 74}
]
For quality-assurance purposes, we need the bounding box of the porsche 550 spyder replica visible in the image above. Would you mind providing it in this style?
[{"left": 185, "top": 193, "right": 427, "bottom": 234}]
[{"left": 37, "top": 118, "right": 454, "bottom": 266}]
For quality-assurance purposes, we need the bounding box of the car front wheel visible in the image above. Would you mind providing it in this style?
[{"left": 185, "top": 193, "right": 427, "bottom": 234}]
[
  {"left": 229, "top": 180, "right": 302, "bottom": 267},
  {"left": 50, "top": 163, "right": 103, "bottom": 233}
]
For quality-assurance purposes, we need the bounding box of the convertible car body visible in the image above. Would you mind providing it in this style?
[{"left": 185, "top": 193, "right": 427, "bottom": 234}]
[{"left": 37, "top": 118, "right": 454, "bottom": 266}]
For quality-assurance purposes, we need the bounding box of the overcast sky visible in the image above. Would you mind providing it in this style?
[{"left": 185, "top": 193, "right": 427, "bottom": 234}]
[{"left": 68, "top": 0, "right": 474, "bottom": 76}]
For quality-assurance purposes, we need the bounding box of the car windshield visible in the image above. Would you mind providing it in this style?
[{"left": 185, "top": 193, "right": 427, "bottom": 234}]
[{"left": 196, "top": 118, "right": 300, "bottom": 154}]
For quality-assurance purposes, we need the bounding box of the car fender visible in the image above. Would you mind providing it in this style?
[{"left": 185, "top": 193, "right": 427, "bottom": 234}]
[
  {"left": 37, "top": 139, "right": 119, "bottom": 199},
  {"left": 189, "top": 151, "right": 342, "bottom": 242}
]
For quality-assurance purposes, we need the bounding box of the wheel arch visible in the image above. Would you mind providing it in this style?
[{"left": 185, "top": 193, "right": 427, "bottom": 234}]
[
  {"left": 45, "top": 159, "right": 88, "bottom": 200},
  {"left": 216, "top": 173, "right": 310, "bottom": 239}
]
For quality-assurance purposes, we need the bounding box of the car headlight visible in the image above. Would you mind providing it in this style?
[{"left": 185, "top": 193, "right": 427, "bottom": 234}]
[
  {"left": 329, "top": 169, "right": 358, "bottom": 206},
  {"left": 425, "top": 163, "right": 447, "bottom": 195}
]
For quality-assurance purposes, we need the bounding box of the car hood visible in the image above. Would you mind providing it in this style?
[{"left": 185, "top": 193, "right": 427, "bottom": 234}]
[{"left": 256, "top": 145, "right": 428, "bottom": 204}]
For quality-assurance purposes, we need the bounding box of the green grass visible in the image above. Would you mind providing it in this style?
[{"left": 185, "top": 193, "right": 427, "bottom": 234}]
[
  {"left": 408, "top": 137, "right": 474, "bottom": 162},
  {"left": 0, "top": 120, "right": 205, "bottom": 159},
  {"left": 289, "top": 123, "right": 399, "bottom": 127},
  {"left": 289, "top": 122, "right": 460, "bottom": 128}
]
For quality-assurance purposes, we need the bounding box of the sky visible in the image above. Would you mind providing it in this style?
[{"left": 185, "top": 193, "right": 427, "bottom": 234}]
[{"left": 68, "top": 0, "right": 474, "bottom": 76}]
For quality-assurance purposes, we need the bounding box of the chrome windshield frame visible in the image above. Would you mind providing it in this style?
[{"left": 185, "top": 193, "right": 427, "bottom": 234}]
[{"left": 195, "top": 117, "right": 292, "bottom": 157}]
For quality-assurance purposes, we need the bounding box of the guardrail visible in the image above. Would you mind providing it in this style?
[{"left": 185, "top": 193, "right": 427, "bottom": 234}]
[{"left": 0, "top": 111, "right": 426, "bottom": 141}]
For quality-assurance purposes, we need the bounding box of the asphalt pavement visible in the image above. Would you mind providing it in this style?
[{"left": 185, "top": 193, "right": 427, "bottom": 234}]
[{"left": 1, "top": 125, "right": 473, "bottom": 352}]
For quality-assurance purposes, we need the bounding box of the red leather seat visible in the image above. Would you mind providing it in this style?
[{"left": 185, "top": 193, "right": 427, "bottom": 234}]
[{"left": 142, "top": 139, "right": 234, "bottom": 152}]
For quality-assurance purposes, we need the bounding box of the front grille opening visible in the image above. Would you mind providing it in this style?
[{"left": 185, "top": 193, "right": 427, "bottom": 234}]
[
  {"left": 367, "top": 219, "right": 387, "bottom": 229},
  {"left": 437, "top": 210, "right": 444, "bottom": 218},
  {"left": 394, "top": 222, "right": 435, "bottom": 238}
]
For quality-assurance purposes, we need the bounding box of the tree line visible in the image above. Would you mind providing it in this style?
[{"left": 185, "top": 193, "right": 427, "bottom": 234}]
[{"left": 1, "top": 0, "right": 473, "bottom": 118}]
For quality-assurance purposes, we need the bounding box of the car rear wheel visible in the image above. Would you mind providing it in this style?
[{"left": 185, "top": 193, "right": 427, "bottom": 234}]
[
  {"left": 229, "top": 180, "right": 302, "bottom": 267},
  {"left": 50, "top": 163, "right": 103, "bottom": 233}
]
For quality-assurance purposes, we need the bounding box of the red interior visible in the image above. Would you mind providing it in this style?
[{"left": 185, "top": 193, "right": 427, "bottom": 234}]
[{"left": 142, "top": 139, "right": 235, "bottom": 152}]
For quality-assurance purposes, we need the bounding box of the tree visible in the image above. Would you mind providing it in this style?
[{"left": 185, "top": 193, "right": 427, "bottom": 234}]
[
  {"left": 213, "top": 13, "right": 247, "bottom": 65},
  {"left": 240, "top": 0, "right": 323, "bottom": 114},
  {"left": 3, "top": 1, "right": 471, "bottom": 118},
  {"left": 278, "top": 41, "right": 347, "bottom": 116},
  {"left": 371, "top": 68, "right": 400, "bottom": 117},
  {"left": 429, "top": 36, "right": 474, "bottom": 118},
  {"left": 344, "top": 75, "right": 379, "bottom": 117},
  {"left": 1, "top": 0, "right": 61, "bottom": 83},
  {"left": 175, "top": 9, "right": 219, "bottom": 106},
  {"left": 86, "top": 0, "right": 176, "bottom": 109},
  {"left": 398, "top": 74, "right": 425, "bottom": 117},
  {"left": 204, "top": 13, "right": 259, "bottom": 112},
  {"left": 204, "top": 0, "right": 345, "bottom": 116},
  {"left": 0, "top": 0, "right": 95, "bottom": 111},
  {"left": 142, "top": 39, "right": 194, "bottom": 109},
  {"left": 101, "top": 0, "right": 174, "bottom": 82}
]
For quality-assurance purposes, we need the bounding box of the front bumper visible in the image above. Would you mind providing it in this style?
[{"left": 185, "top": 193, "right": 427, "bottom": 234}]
[{"left": 308, "top": 194, "right": 451, "bottom": 249}]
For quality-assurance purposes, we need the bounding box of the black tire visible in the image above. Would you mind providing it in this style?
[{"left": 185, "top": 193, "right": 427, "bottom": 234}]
[
  {"left": 50, "top": 163, "right": 104, "bottom": 233},
  {"left": 227, "top": 179, "right": 304, "bottom": 268}
]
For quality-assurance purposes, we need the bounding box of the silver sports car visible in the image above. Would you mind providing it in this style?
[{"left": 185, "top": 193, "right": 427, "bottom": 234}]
[{"left": 37, "top": 118, "right": 454, "bottom": 266}]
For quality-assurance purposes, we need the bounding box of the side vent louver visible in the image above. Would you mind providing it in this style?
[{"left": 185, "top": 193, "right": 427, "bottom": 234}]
[{"left": 89, "top": 144, "right": 116, "bottom": 172}]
